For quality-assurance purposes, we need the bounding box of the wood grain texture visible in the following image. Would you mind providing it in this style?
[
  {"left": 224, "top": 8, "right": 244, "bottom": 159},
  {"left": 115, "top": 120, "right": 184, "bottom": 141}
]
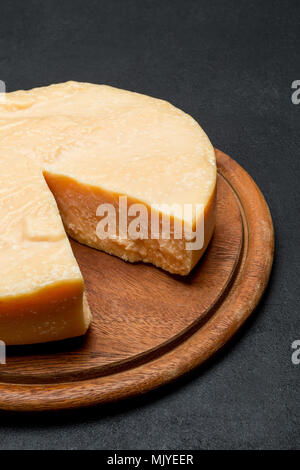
[{"left": 0, "top": 150, "right": 274, "bottom": 411}]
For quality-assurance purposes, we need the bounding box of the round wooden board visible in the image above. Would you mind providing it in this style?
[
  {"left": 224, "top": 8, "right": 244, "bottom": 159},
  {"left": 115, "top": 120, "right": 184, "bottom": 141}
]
[{"left": 0, "top": 150, "right": 274, "bottom": 412}]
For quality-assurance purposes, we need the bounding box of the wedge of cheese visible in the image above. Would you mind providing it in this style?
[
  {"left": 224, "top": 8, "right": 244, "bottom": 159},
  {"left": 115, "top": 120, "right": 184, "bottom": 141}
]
[
  {"left": 0, "top": 82, "right": 216, "bottom": 345},
  {"left": 0, "top": 151, "right": 91, "bottom": 345}
]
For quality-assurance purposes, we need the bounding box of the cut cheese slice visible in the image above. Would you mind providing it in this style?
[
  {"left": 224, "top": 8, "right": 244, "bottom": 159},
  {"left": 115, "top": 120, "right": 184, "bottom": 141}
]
[
  {"left": 0, "top": 151, "right": 91, "bottom": 345},
  {"left": 0, "top": 81, "right": 216, "bottom": 345}
]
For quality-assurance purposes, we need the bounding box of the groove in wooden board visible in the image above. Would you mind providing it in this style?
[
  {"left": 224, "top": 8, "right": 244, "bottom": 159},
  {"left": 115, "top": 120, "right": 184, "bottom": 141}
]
[{"left": 0, "top": 150, "right": 274, "bottom": 411}]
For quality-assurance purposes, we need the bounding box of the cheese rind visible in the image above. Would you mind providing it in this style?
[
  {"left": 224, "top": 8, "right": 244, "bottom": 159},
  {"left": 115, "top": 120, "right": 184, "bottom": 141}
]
[{"left": 0, "top": 82, "right": 216, "bottom": 344}]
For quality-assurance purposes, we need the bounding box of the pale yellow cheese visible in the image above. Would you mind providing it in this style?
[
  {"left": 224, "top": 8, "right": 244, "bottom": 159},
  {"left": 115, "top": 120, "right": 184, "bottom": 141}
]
[
  {"left": 0, "top": 151, "right": 91, "bottom": 345},
  {"left": 0, "top": 82, "right": 216, "bottom": 345}
]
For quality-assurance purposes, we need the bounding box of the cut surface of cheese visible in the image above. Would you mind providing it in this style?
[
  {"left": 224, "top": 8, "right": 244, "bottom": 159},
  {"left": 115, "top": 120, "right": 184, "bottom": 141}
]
[{"left": 0, "top": 82, "right": 216, "bottom": 345}]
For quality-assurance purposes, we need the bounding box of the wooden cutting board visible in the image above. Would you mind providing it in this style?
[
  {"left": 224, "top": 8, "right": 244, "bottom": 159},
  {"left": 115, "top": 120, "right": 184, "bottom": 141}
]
[{"left": 0, "top": 149, "right": 274, "bottom": 412}]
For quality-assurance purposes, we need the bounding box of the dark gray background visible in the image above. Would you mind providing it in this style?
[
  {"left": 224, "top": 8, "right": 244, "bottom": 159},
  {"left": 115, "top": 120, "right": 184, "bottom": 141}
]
[{"left": 0, "top": 0, "right": 299, "bottom": 450}]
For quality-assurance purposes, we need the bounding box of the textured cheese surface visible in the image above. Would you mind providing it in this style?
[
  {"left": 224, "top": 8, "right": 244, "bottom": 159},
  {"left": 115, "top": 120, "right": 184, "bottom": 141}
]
[
  {"left": 0, "top": 150, "right": 91, "bottom": 345},
  {"left": 0, "top": 152, "right": 79, "bottom": 295},
  {"left": 0, "top": 82, "right": 215, "bottom": 214},
  {"left": 0, "top": 82, "right": 216, "bottom": 344}
]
